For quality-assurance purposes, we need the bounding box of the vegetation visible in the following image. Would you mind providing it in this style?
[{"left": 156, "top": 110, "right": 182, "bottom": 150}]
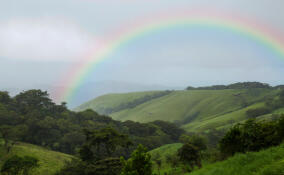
[
  {"left": 1, "top": 155, "right": 39, "bottom": 175},
  {"left": 75, "top": 91, "right": 172, "bottom": 114},
  {"left": 148, "top": 114, "right": 284, "bottom": 174},
  {"left": 0, "top": 90, "right": 184, "bottom": 156},
  {"left": 186, "top": 82, "right": 272, "bottom": 90},
  {"left": 120, "top": 144, "right": 152, "bottom": 175},
  {"left": 77, "top": 84, "right": 283, "bottom": 133},
  {"left": 219, "top": 117, "right": 284, "bottom": 157},
  {"left": 0, "top": 141, "right": 73, "bottom": 175},
  {"left": 1, "top": 82, "right": 284, "bottom": 175},
  {"left": 188, "top": 144, "right": 284, "bottom": 175}
]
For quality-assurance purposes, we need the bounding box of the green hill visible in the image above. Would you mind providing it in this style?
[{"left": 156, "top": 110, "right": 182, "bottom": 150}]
[
  {"left": 0, "top": 140, "right": 74, "bottom": 175},
  {"left": 75, "top": 91, "right": 170, "bottom": 114},
  {"left": 188, "top": 143, "right": 284, "bottom": 175},
  {"left": 76, "top": 88, "right": 282, "bottom": 132}
]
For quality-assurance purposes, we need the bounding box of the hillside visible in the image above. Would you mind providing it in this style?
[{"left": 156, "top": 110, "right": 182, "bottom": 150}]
[
  {"left": 76, "top": 88, "right": 281, "bottom": 132},
  {"left": 149, "top": 142, "right": 284, "bottom": 175},
  {"left": 188, "top": 143, "right": 284, "bottom": 175},
  {"left": 75, "top": 91, "right": 170, "bottom": 114},
  {"left": 0, "top": 140, "right": 74, "bottom": 175}
]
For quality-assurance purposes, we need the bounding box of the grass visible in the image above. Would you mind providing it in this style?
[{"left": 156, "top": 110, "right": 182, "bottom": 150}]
[
  {"left": 75, "top": 91, "right": 165, "bottom": 113},
  {"left": 0, "top": 140, "right": 74, "bottom": 175},
  {"left": 149, "top": 143, "right": 183, "bottom": 175},
  {"left": 188, "top": 143, "right": 284, "bottom": 175},
  {"left": 149, "top": 143, "right": 284, "bottom": 175},
  {"left": 109, "top": 89, "right": 275, "bottom": 131},
  {"left": 75, "top": 88, "right": 280, "bottom": 132}
]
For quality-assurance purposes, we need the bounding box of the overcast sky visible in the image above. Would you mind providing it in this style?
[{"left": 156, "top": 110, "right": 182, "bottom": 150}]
[{"left": 1, "top": 0, "right": 284, "bottom": 104}]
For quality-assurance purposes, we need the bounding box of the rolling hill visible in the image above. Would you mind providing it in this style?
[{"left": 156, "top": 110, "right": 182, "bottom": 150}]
[
  {"left": 0, "top": 140, "right": 74, "bottom": 175},
  {"left": 76, "top": 87, "right": 283, "bottom": 132}
]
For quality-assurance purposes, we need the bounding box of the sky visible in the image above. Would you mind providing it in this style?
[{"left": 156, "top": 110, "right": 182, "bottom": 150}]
[{"left": 1, "top": 0, "right": 284, "bottom": 106}]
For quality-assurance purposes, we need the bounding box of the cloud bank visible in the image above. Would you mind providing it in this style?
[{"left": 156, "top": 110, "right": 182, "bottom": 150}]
[{"left": 0, "top": 17, "right": 96, "bottom": 61}]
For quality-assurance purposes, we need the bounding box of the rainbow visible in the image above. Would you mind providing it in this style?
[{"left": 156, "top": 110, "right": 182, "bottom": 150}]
[{"left": 55, "top": 9, "right": 284, "bottom": 103}]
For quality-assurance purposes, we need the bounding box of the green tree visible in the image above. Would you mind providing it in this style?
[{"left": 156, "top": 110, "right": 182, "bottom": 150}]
[
  {"left": 177, "top": 143, "right": 201, "bottom": 171},
  {"left": 120, "top": 144, "right": 152, "bottom": 175},
  {"left": 219, "top": 124, "right": 244, "bottom": 157},
  {"left": 0, "top": 125, "right": 27, "bottom": 153},
  {"left": 219, "top": 119, "right": 282, "bottom": 157},
  {"left": 79, "top": 127, "right": 132, "bottom": 162},
  {"left": 1, "top": 155, "right": 39, "bottom": 175},
  {"left": 179, "top": 134, "right": 207, "bottom": 151}
]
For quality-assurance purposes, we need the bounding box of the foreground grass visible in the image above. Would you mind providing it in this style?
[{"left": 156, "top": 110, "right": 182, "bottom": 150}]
[
  {"left": 188, "top": 144, "right": 284, "bottom": 175},
  {"left": 0, "top": 141, "right": 74, "bottom": 175}
]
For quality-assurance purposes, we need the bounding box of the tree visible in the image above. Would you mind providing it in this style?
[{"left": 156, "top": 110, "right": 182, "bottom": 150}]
[
  {"left": 219, "top": 119, "right": 282, "bottom": 157},
  {"left": 120, "top": 144, "right": 152, "bottom": 175},
  {"left": 177, "top": 143, "right": 201, "bottom": 171},
  {"left": 14, "top": 90, "right": 54, "bottom": 115},
  {"left": 219, "top": 124, "right": 244, "bottom": 157},
  {"left": 79, "top": 127, "right": 132, "bottom": 162},
  {"left": 179, "top": 134, "right": 207, "bottom": 151},
  {"left": 1, "top": 155, "right": 39, "bottom": 175},
  {"left": 0, "top": 125, "right": 27, "bottom": 153}
]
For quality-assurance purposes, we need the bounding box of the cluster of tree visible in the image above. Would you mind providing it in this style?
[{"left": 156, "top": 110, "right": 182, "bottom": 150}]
[
  {"left": 0, "top": 90, "right": 184, "bottom": 156},
  {"left": 99, "top": 91, "right": 172, "bottom": 115},
  {"left": 57, "top": 127, "right": 153, "bottom": 175},
  {"left": 1, "top": 155, "right": 39, "bottom": 175},
  {"left": 219, "top": 116, "right": 284, "bottom": 157},
  {"left": 186, "top": 82, "right": 275, "bottom": 90},
  {"left": 246, "top": 89, "right": 284, "bottom": 118}
]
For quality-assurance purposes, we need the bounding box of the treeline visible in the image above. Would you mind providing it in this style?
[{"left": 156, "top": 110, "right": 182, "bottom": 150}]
[
  {"left": 100, "top": 91, "right": 172, "bottom": 115},
  {"left": 186, "top": 82, "right": 282, "bottom": 90},
  {"left": 0, "top": 90, "right": 184, "bottom": 156}
]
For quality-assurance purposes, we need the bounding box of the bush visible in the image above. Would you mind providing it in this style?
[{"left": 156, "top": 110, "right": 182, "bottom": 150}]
[
  {"left": 1, "top": 155, "right": 39, "bottom": 175},
  {"left": 219, "top": 118, "right": 283, "bottom": 157},
  {"left": 120, "top": 144, "right": 152, "bottom": 175}
]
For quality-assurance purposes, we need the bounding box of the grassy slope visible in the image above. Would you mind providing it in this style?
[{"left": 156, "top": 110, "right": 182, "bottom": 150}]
[
  {"left": 75, "top": 89, "right": 282, "bottom": 132},
  {"left": 110, "top": 89, "right": 275, "bottom": 128},
  {"left": 0, "top": 141, "right": 73, "bottom": 175},
  {"left": 188, "top": 144, "right": 284, "bottom": 175},
  {"left": 183, "top": 102, "right": 265, "bottom": 132},
  {"left": 74, "top": 91, "right": 164, "bottom": 113}
]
